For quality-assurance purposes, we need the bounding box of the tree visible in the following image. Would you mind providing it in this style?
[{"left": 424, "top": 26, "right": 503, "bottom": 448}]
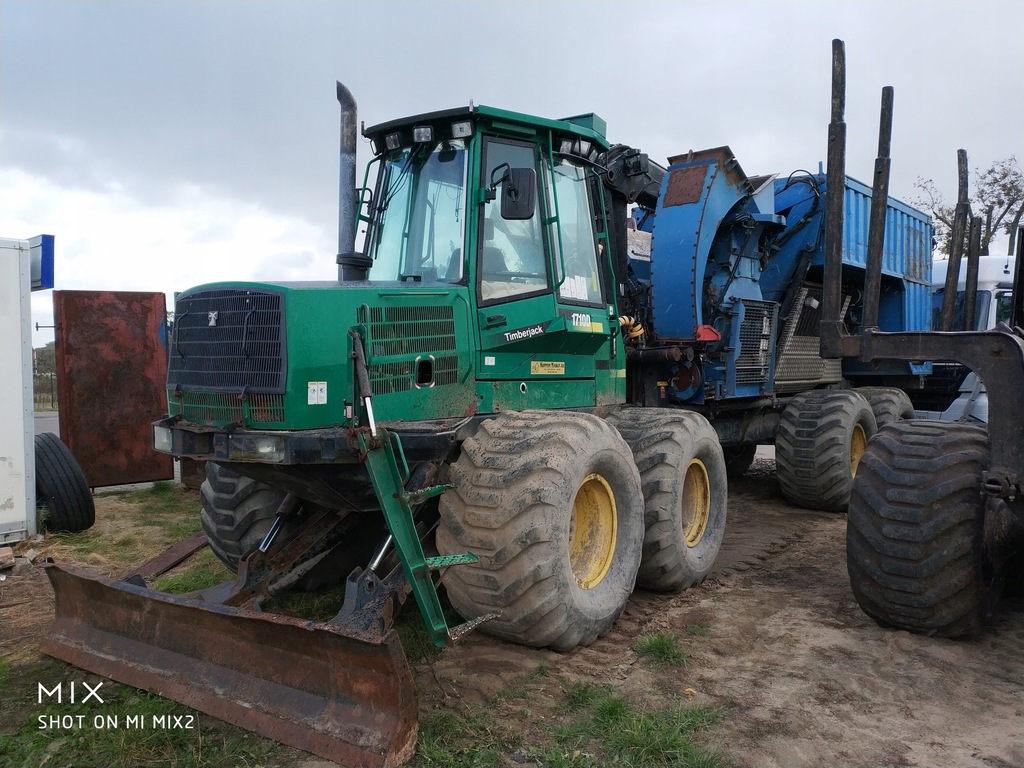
[
  {"left": 34, "top": 340, "right": 56, "bottom": 375},
  {"left": 913, "top": 156, "right": 1024, "bottom": 257}
]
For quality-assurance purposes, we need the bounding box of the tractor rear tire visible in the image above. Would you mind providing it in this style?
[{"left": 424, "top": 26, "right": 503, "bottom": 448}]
[
  {"left": 775, "top": 389, "right": 877, "bottom": 512},
  {"left": 35, "top": 433, "right": 95, "bottom": 533},
  {"left": 722, "top": 444, "right": 758, "bottom": 479},
  {"left": 607, "top": 409, "right": 728, "bottom": 592},
  {"left": 437, "top": 411, "right": 644, "bottom": 652},
  {"left": 200, "top": 463, "right": 288, "bottom": 571},
  {"left": 855, "top": 386, "right": 914, "bottom": 428},
  {"left": 847, "top": 421, "right": 995, "bottom": 637}
]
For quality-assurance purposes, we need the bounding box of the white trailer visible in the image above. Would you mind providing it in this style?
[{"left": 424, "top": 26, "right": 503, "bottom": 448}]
[
  {"left": 916, "top": 252, "right": 1017, "bottom": 423},
  {"left": 1, "top": 235, "right": 53, "bottom": 543}
]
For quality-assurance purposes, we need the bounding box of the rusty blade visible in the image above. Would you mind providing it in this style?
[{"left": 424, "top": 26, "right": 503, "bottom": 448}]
[{"left": 42, "top": 562, "right": 417, "bottom": 768}]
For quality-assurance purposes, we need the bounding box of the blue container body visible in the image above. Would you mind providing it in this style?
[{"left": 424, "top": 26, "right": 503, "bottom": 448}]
[{"left": 765, "top": 173, "right": 933, "bottom": 333}]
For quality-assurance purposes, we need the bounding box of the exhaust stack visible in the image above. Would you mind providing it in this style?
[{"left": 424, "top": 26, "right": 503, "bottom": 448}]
[{"left": 336, "top": 81, "right": 371, "bottom": 281}]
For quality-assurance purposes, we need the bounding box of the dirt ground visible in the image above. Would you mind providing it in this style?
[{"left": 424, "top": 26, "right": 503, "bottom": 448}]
[
  {"left": 3, "top": 462, "right": 1023, "bottom": 767},
  {"left": 417, "top": 459, "right": 1024, "bottom": 768}
]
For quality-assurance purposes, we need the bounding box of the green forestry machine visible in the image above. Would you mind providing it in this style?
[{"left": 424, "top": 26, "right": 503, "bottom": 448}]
[{"left": 43, "top": 66, "right": 931, "bottom": 766}]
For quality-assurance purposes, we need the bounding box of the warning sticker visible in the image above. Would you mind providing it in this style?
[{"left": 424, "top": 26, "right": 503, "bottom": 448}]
[{"left": 530, "top": 361, "right": 565, "bottom": 375}]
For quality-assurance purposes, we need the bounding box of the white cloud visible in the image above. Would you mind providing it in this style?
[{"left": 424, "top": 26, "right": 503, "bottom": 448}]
[{"left": 0, "top": 168, "right": 335, "bottom": 346}]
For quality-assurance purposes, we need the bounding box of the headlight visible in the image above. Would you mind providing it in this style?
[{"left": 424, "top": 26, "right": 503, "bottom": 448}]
[
  {"left": 228, "top": 434, "right": 286, "bottom": 462},
  {"left": 153, "top": 425, "right": 173, "bottom": 453}
]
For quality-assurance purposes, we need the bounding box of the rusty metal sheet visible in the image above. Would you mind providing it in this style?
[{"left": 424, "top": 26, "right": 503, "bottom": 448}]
[
  {"left": 53, "top": 290, "right": 173, "bottom": 486},
  {"left": 663, "top": 165, "right": 707, "bottom": 207},
  {"left": 120, "top": 532, "right": 208, "bottom": 581},
  {"left": 43, "top": 561, "right": 418, "bottom": 768}
]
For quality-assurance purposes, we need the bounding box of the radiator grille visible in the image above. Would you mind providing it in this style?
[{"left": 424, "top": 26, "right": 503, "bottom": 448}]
[
  {"left": 363, "top": 305, "right": 456, "bottom": 357},
  {"left": 169, "top": 289, "right": 286, "bottom": 393},
  {"left": 735, "top": 300, "right": 778, "bottom": 385},
  {"left": 369, "top": 355, "right": 460, "bottom": 395},
  {"left": 774, "top": 285, "right": 847, "bottom": 392},
  {"left": 170, "top": 392, "right": 286, "bottom": 424}
]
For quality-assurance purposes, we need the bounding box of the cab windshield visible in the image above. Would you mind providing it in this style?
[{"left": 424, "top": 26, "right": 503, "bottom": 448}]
[
  {"left": 931, "top": 289, "right": 992, "bottom": 330},
  {"left": 368, "top": 139, "right": 468, "bottom": 283}
]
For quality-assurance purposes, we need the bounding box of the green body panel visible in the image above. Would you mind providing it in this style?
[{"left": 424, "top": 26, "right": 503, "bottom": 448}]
[
  {"left": 476, "top": 379, "right": 597, "bottom": 413},
  {"left": 169, "top": 281, "right": 478, "bottom": 430}
]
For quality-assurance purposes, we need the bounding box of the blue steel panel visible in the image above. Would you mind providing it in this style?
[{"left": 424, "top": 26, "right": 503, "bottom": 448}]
[
  {"left": 649, "top": 148, "right": 755, "bottom": 341},
  {"left": 649, "top": 161, "right": 713, "bottom": 340}
]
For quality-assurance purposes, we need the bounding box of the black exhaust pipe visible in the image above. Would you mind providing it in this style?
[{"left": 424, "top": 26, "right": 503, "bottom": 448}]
[{"left": 336, "top": 81, "right": 371, "bottom": 281}]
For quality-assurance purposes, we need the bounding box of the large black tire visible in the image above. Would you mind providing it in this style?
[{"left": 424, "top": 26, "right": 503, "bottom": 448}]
[
  {"left": 722, "top": 444, "right": 757, "bottom": 479},
  {"left": 35, "top": 433, "right": 95, "bottom": 533},
  {"left": 847, "top": 421, "right": 996, "bottom": 637},
  {"left": 854, "top": 386, "right": 914, "bottom": 428},
  {"left": 775, "top": 389, "right": 877, "bottom": 512},
  {"left": 200, "top": 463, "right": 288, "bottom": 571},
  {"left": 436, "top": 411, "right": 644, "bottom": 652},
  {"left": 607, "top": 409, "right": 728, "bottom": 592}
]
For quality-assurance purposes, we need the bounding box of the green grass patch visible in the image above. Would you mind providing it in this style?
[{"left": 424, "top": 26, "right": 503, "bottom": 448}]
[
  {"left": 149, "top": 565, "right": 228, "bottom": 593},
  {"left": 416, "top": 709, "right": 512, "bottom": 768},
  {"left": 635, "top": 632, "right": 689, "bottom": 668},
  {"left": 0, "top": 657, "right": 10, "bottom": 686},
  {"left": 687, "top": 622, "right": 712, "bottom": 637},
  {"left": 43, "top": 484, "right": 203, "bottom": 570},
  {"left": 545, "top": 683, "right": 729, "bottom": 768},
  {"left": 0, "top": 659, "right": 285, "bottom": 768},
  {"left": 560, "top": 680, "right": 613, "bottom": 713}
]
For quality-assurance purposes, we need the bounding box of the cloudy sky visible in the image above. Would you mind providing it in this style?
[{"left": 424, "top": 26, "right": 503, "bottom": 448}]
[{"left": 3, "top": 1, "right": 1021, "bottom": 346}]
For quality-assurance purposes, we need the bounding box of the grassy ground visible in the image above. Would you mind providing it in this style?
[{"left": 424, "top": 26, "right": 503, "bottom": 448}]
[
  {"left": 1, "top": 482, "right": 733, "bottom": 767},
  {"left": 416, "top": 674, "right": 729, "bottom": 768}
]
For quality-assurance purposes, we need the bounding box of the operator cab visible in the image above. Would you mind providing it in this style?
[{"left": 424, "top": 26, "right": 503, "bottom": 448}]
[{"left": 359, "top": 105, "right": 623, "bottom": 410}]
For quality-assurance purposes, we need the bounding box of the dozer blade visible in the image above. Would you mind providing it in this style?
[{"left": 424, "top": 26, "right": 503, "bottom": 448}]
[{"left": 42, "top": 561, "right": 417, "bottom": 768}]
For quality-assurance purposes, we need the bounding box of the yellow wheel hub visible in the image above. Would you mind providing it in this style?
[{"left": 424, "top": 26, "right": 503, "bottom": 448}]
[
  {"left": 850, "top": 424, "right": 867, "bottom": 477},
  {"left": 569, "top": 473, "right": 617, "bottom": 589},
  {"left": 682, "top": 459, "right": 711, "bottom": 548}
]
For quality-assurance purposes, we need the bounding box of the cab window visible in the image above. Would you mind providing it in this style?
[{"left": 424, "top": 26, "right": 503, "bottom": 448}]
[
  {"left": 550, "top": 159, "right": 603, "bottom": 305},
  {"left": 477, "top": 139, "right": 548, "bottom": 303}
]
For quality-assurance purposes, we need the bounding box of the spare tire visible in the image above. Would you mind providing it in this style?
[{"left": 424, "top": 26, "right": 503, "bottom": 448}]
[{"left": 35, "top": 432, "right": 95, "bottom": 533}]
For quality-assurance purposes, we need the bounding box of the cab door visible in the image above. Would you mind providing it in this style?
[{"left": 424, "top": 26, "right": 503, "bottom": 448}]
[
  {"left": 548, "top": 158, "right": 619, "bottom": 404},
  {"left": 474, "top": 137, "right": 596, "bottom": 411}
]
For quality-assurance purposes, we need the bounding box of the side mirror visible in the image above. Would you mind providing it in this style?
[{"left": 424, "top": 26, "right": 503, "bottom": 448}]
[
  {"left": 500, "top": 167, "right": 537, "bottom": 220},
  {"left": 486, "top": 164, "right": 537, "bottom": 221}
]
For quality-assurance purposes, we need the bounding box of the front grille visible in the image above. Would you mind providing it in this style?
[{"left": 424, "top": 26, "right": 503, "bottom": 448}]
[
  {"left": 169, "top": 289, "right": 286, "bottom": 393},
  {"left": 735, "top": 300, "right": 778, "bottom": 385},
  {"left": 170, "top": 392, "right": 286, "bottom": 424}
]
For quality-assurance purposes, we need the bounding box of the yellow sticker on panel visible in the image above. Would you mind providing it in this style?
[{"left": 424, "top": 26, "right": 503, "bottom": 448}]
[{"left": 531, "top": 361, "right": 565, "bottom": 375}]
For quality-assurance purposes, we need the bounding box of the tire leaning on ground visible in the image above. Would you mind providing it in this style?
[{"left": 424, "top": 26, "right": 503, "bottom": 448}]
[
  {"left": 775, "top": 389, "right": 877, "bottom": 512},
  {"left": 606, "top": 409, "right": 728, "bottom": 592},
  {"left": 854, "top": 386, "right": 915, "bottom": 429},
  {"left": 200, "top": 462, "right": 288, "bottom": 571},
  {"left": 722, "top": 444, "right": 758, "bottom": 479},
  {"left": 34, "top": 432, "right": 95, "bottom": 533},
  {"left": 436, "top": 410, "right": 645, "bottom": 652},
  {"left": 847, "top": 420, "right": 996, "bottom": 637}
]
